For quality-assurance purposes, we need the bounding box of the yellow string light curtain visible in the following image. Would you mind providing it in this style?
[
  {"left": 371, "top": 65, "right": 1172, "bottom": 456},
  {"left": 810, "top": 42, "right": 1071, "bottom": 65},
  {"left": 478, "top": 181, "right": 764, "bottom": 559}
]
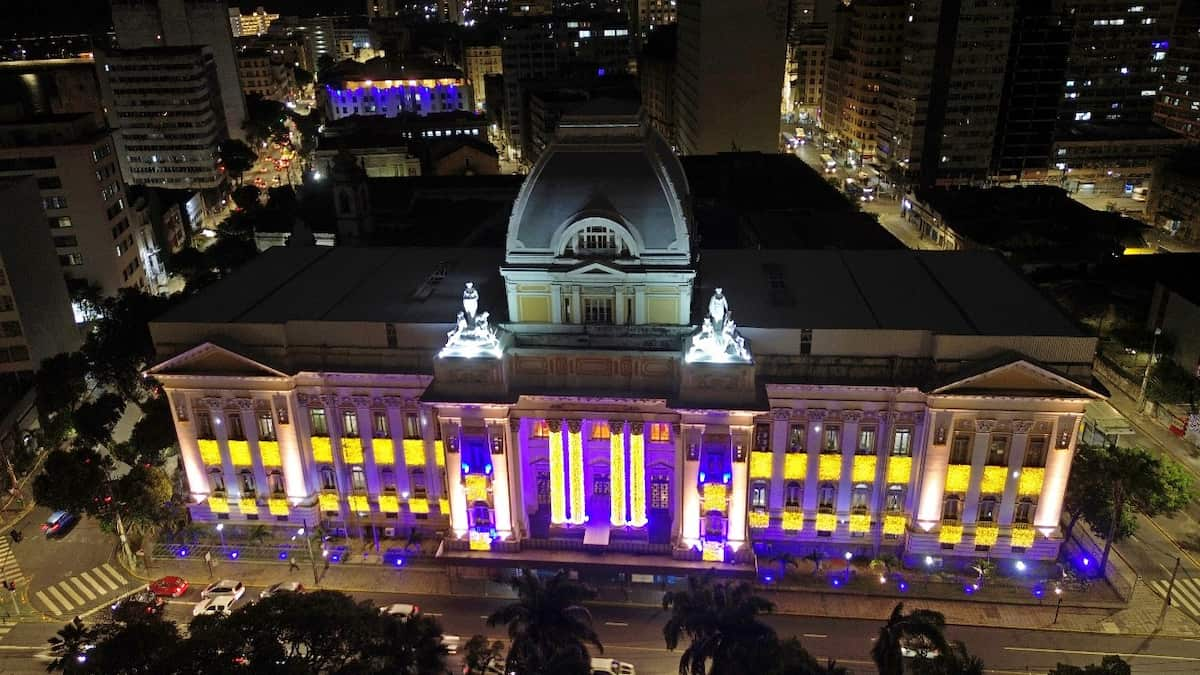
[
  {"left": 749, "top": 511, "right": 770, "bottom": 529},
  {"left": 267, "top": 497, "right": 289, "bottom": 516},
  {"left": 782, "top": 510, "right": 804, "bottom": 531},
  {"left": 259, "top": 440, "right": 281, "bottom": 467},
  {"left": 408, "top": 497, "right": 430, "bottom": 514},
  {"left": 434, "top": 440, "right": 446, "bottom": 467},
  {"left": 980, "top": 466, "right": 1007, "bottom": 494},
  {"left": 228, "top": 440, "right": 252, "bottom": 467},
  {"left": 749, "top": 451, "right": 773, "bottom": 479},
  {"left": 815, "top": 513, "right": 837, "bottom": 533},
  {"left": 975, "top": 524, "right": 999, "bottom": 547},
  {"left": 609, "top": 424, "right": 626, "bottom": 526},
  {"left": 465, "top": 474, "right": 489, "bottom": 503},
  {"left": 702, "top": 540, "right": 725, "bottom": 562},
  {"left": 883, "top": 514, "right": 906, "bottom": 536},
  {"left": 629, "top": 426, "right": 647, "bottom": 526},
  {"left": 208, "top": 494, "right": 229, "bottom": 514},
  {"left": 348, "top": 494, "right": 369, "bottom": 512},
  {"left": 784, "top": 453, "right": 806, "bottom": 480},
  {"left": 342, "top": 437, "right": 364, "bottom": 464},
  {"left": 311, "top": 436, "right": 333, "bottom": 463},
  {"left": 549, "top": 422, "right": 566, "bottom": 524},
  {"left": 945, "top": 464, "right": 972, "bottom": 493},
  {"left": 701, "top": 483, "right": 727, "bottom": 513},
  {"left": 403, "top": 439, "right": 425, "bottom": 467},
  {"left": 198, "top": 439, "right": 221, "bottom": 466},
  {"left": 1010, "top": 524, "right": 1036, "bottom": 548},
  {"left": 885, "top": 456, "right": 911, "bottom": 484},
  {"left": 318, "top": 492, "right": 340, "bottom": 512},
  {"left": 372, "top": 438, "right": 394, "bottom": 465},
  {"left": 1017, "top": 467, "right": 1045, "bottom": 496},
  {"left": 849, "top": 513, "right": 871, "bottom": 533},
  {"left": 238, "top": 497, "right": 257, "bottom": 515},
  {"left": 938, "top": 523, "right": 963, "bottom": 545},
  {"left": 851, "top": 455, "right": 876, "bottom": 482},
  {"left": 378, "top": 493, "right": 400, "bottom": 513},
  {"left": 818, "top": 455, "right": 842, "bottom": 481}
]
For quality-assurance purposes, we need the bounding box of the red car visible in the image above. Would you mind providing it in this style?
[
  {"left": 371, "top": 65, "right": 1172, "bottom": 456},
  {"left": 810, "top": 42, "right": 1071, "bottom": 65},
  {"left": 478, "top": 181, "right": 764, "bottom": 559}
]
[{"left": 148, "top": 576, "right": 189, "bottom": 598}]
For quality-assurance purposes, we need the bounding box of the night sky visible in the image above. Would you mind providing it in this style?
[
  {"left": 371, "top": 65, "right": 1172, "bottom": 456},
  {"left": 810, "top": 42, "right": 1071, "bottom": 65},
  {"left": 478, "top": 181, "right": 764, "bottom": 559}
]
[{"left": 4, "top": 0, "right": 366, "bottom": 36}]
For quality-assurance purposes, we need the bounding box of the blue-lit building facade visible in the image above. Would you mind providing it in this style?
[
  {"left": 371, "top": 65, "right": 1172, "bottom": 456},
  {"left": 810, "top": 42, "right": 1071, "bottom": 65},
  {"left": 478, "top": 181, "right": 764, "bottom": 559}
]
[
  {"left": 321, "top": 65, "right": 470, "bottom": 121},
  {"left": 149, "top": 114, "right": 1101, "bottom": 571}
]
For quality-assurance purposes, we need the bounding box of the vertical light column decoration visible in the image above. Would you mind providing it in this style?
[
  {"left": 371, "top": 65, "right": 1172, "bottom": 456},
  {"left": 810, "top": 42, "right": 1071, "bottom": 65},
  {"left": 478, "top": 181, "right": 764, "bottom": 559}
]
[
  {"left": 489, "top": 424, "right": 514, "bottom": 540},
  {"left": 445, "top": 430, "right": 469, "bottom": 537},
  {"left": 548, "top": 420, "right": 566, "bottom": 524},
  {"left": 609, "top": 420, "right": 627, "bottom": 526},
  {"left": 567, "top": 420, "right": 585, "bottom": 524},
  {"left": 628, "top": 423, "right": 647, "bottom": 527},
  {"left": 727, "top": 437, "right": 748, "bottom": 550}
]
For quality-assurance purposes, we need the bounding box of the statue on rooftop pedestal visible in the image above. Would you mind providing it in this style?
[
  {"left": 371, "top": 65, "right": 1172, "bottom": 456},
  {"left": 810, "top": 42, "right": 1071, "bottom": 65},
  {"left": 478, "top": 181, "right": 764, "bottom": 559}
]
[
  {"left": 440, "top": 282, "right": 502, "bottom": 359},
  {"left": 686, "top": 287, "right": 752, "bottom": 364}
]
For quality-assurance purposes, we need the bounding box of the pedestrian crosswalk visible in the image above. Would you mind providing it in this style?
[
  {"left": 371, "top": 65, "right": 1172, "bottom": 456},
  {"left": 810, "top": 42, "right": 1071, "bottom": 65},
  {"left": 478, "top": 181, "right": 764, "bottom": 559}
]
[
  {"left": 0, "top": 534, "right": 27, "bottom": 587},
  {"left": 1149, "top": 577, "right": 1200, "bottom": 618},
  {"left": 33, "top": 563, "right": 136, "bottom": 616}
]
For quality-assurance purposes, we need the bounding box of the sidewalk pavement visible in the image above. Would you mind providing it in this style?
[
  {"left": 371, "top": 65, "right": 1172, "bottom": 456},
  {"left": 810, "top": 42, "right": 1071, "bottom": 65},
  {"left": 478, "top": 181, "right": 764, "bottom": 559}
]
[{"left": 131, "top": 555, "right": 1200, "bottom": 639}]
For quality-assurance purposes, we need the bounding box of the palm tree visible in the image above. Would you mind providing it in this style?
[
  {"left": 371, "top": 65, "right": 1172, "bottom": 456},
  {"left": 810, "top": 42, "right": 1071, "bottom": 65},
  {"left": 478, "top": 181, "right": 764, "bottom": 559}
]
[
  {"left": 377, "top": 612, "right": 449, "bottom": 674},
  {"left": 245, "top": 523, "right": 272, "bottom": 547},
  {"left": 870, "top": 602, "right": 950, "bottom": 675},
  {"left": 662, "top": 576, "right": 777, "bottom": 675},
  {"left": 46, "top": 617, "right": 95, "bottom": 674},
  {"left": 770, "top": 636, "right": 849, "bottom": 675},
  {"left": 487, "top": 569, "right": 602, "bottom": 675}
]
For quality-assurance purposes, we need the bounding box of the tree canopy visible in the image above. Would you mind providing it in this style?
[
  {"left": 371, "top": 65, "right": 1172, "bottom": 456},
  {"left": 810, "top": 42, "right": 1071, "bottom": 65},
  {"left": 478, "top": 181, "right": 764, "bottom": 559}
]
[
  {"left": 32, "top": 447, "right": 112, "bottom": 516},
  {"left": 487, "top": 569, "right": 602, "bottom": 675},
  {"left": 662, "top": 576, "right": 778, "bottom": 675},
  {"left": 217, "top": 139, "right": 257, "bottom": 186}
]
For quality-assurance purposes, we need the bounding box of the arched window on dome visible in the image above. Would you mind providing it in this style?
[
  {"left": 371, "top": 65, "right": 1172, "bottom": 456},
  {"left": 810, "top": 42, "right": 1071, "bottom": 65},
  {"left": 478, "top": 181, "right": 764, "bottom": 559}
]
[{"left": 568, "top": 224, "right": 628, "bottom": 257}]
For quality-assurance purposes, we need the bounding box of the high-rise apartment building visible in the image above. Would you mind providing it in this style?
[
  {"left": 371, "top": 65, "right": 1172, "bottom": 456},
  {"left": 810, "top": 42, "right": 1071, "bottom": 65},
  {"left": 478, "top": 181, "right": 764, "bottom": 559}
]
[
  {"left": 229, "top": 6, "right": 280, "bottom": 37},
  {"left": 465, "top": 46, "right": 503, "bottom": 112},
  {"left": 675, "top": 0, "right": 788, "bottom": 155},
  {"left": 634, "top": 0, "right": 678, "bottom": 39},
  {"left": 1154, "top": 2, "right": 1200, "bottom": 140},
  {"left": 878, "top": 0, "right": 1016, "bottom": 188},
  {"left": 110, "top": 0, "right": 247, "bottom": 141},
  {"left": 96, "top": 47, "right": 229, "bottom": 200},
  {"left": 822, "top": 0, "right": 905, "bottom": 160},
  {"left": 0, "top": 177, "right": 81, "bottom": 377},
  {"left": 639, "top": 24, "right": 676, "bottom": 144},
  {"left": 0, "top": 112, "right": 161, "bottom": 296},
  {"left": 1059, "top": 1, "right": 1178, "bottom": 126}
]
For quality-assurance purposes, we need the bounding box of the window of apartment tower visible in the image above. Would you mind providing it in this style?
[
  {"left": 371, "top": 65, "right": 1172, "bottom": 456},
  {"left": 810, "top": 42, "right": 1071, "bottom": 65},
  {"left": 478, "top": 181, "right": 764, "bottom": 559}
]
[
  {"left": 310, "top": 408, "right": 328, "bottom": 436},
  {"left": 649, "top": 422, "right": 671, "bottom": 443},
  {"left": 320, "top": 467, "right": 336, "bottom": 491},
  {"left": 987, "top": 435, "right": 1010, "bottom": 466},
  {"left": 411, "top": 469, "right": 427, "bottom": 497},
  {"left": 788, "top": 424, "right": 805, "bottom": 452},
  {"left": 404, "top": 413, "right": 421, "bottom": 439},
  {"left": 257, "top": 411, "right": 275, "bottom": 441},
  {"left": 978, "top": 497, "right": 997, "bottom": 523},
  {"left": 373, "top": 411, "right": 389, "bottom": 438},
  {"left": 651, "top": 475, "right": 670, "bottom": 510},
  {"left": 342, "top": 410, "right": 359, "bottom": 438},
  {"left": 227, "top": 413, "right": 245, "bottom": 440},
  {"left": 822, "top": 426, "right": 840, "bottom": 454},
  {"left": 240, "top": 470, "right": 255, "bottom": 494},
  {"left": 799, "top": 328, "right": 813, "bottom": 355},
  {"left": 818, "top": 483, "right": 835, "bottom": 511},
  {"left": 196, "top": 412, "right": 214, "bottom": 439},
  {"left": 886, "top": 485, "right": 904, "bottom": 512},
  {"left": 753, "top": 423, "right": 770, "bottom": 451},
  {"left": 1015, "top": 498, "right": 1035, "bottom": 524},
  {"left": 950, "top": 433, "right": 972, "bottom": 464},
  {"left": 268, "top": 471, "right": 284, "bottom": 495},
  {"left": 531, "top": 420, "right": 550, "bottom": 439},
  {"left": 851, "top": 483, "right": 869, "bottom": 512},
  {"left": 350, "top": 466, "right": 366, "bottom": 492},
  {"left": 209, "top": 469, "right": 225, "bottom": 492},
  {"left": 942, "top": 495, "right": 961, "bottom": 522},
  {"left": 1024, "top": 436, "right": 1048, "bottom": 468},
  {"left": 750, "top": 482, "right": 767, "bottom": 509},
  {"left": 590, "top": 422, "right": 611, "bottom": 440},
  {"left": 784, "top": 481, "right": 801, "bottom": 508},
  {"left": 857, "top": 427, "right": 876, "bottom": 455},
  {"left": 582, "top": 297, "right": 614, "bottom": 324},
  {"left": 892, "top": 427, "right": 912, "bottom": 456},
  {"left": 536, "top": 471, "right": 550, "bottom": 505}
]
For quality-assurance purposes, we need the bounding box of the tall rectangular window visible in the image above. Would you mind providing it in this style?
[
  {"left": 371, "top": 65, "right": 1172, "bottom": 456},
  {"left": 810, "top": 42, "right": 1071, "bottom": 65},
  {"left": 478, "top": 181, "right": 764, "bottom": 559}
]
[
  {"left": 196, "top": 412, "right": 214, "bottom": 439},
  {"left": 822, "top": 426, "right": 840, "bottom": 454},
  {"left": 227, "top": 413, "right": 245, "bottom": 440},
  {"left": 342, "top": 410, "right": 359, "bottom": 437},
  {"left": 590, "top": 422, "right": 611, "bottom": 440},
  {"left": 987, "top": 435, "right": 1010, "bottom": 466},
  {"left": 753, "top": 423, "right": 770, "bottom": 451},
  {"left": 536, "top": 471, "right": 550, "bottom": 505},
  {"left": 892, "top": 428, "right": 912, "bottom": 456},
  {"left": 309, "top": 408, "right": 328, "bottom": 436},
  {"left": 404, "top": 413, "right": 421, "bottom": 439},
  {"left": 785, "top": 482, "right": 801, "bottom": 507},
  {"left": 750, "top": 482, "right": 767, "bottom": 508},
  {"left": 977, "top": 498, "right": 997, "bottom": 523},
  {"left": 531, "top": 420, "right": 550, "bottom": 439},
  {"left": 651, "top": 475, "right": 671, "bottom": 510},
  {"left": 857, "top": 427, "right": 876, "bottom": 455},
  {"left": 582, "top": 297, "right": 614, "bottom": 324},
  {"left": 942, "top": 496, "right": 961, "bottom": 521},
  {"left": 372, "top": 411, "right": 389, "bottom": 438},
  {"left": 257, "top": 411, "right": 275, "bottom": 440},
  {"left": 788, "top": 424, "right": 805, "bottom": 451},
  {"left": 649, "top": 422, "right": 671, "bottom": 443},
  {"left": 1024, "top": 436, "right": 1048, "bottom": 468},
  {"left": 950, "top": 433, "right": 972, "bottom": 464},
  {"left": 886, "top": 485, "right": 904, "bottom": 512}
]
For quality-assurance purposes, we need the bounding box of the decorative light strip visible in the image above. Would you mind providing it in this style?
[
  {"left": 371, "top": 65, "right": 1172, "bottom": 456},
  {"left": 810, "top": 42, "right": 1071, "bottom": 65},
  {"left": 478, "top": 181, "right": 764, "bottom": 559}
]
[
  {"left": 311, "top": 437, "right": 333, "bottom": 463},
  {"left": 568, "top": 424, "right": 585, "bottom": 524},
  {"left": 208, "top": 494, "right": 229, "bottom": 513},
  {"left": 849, "top": 513, "right": 871, "bottom": 533},
  {"left": 238, "top": 497, "right": 257, "bottom": 514},
  {"left": 198, "top": 439, "right": 221, "bottom": 466},
  {"left": 468, "top": 529, "right": 491, "bottom": 551},
  {"left": 549, "top": 424, "right": 566, "bottom": 524},
  {"left": 465, "top": 474, "right": 489, "bottom": 503},
  {"left": 259, "top": 440, "right": 281, "bottom": 467},
  {"left": 851, "top": 455, "right": 876, "bottom": 482},
  {"left": 815, "top": 512, "right": 837, "bottom": 532},
  {"left": 373, "top": 438, "right": 395, "bottom": 465},
  {"left": 628, "top": 427, "right": 647, "bottom": 526},
  {"left": 408, "top": 497, "right": 430, "bottom": 514},
  {"left": 348, "top": 494, "right": 369, "bottom": 512},
  {"left": 818, "top": 455, "right": 842, "bottom": 481},
  {"left": 342, "top": 437, "right": 364, "bottom": 464},
  {"left": 609, "top": 427, "right": 626, "bottom": 526},
  {"left": 784, "top": 453, "right": 806, "bottom": 480},
  {"left": 379, "top": 494, "right": 400, "bottom": 514},
  {"left": 701, "top": 483, "right": 727, "bottom": 513},
  {"left": 945, "top": 464, "right": 972, "bottom": 493},
  {"left": 318, "top": 492, "right": 340, "bottom": 512},
  {"left": 434, "top": 440, "right": 446, "bottom": 467},
  {"left": 702, "top": 540, "right": 725, "bottom": 562},
  {"left": 782, "top": 510, "right": 804, "bottom": 531},
  {"left": 749, "top": 451, "right": 773, "bottom": 479},
  {"left": 886, "top": 456, "right": 912, "bottom": 484},
  {"left": 883, "top": 514, "right": 906, "bottom": 536},
  {"left": 975, "top": 524, "right": 999, "bottom": 547},
  {"left": 980, "top": 466, "right": 1007, "bottom": 494},
  {"left": 748, "top": 510, "right": 770, "bottom": 529},
  {"left": 403, "top": 439, "right": 425, "bottom": 467},
  {"left": 938, "top": 523, "right": 963, "bottom": 545},
  {"left": 267, "top": 497, "right": 289, "bottom": 516},
  {"left": 228, "top": 440, "right": 252, "bottom": 467},
  {"left": 438, "top": 497, "right": 450, "bottom": 515},
  {"left": 1017, "top": 467, "right": 1045, "bottom": 496},
  {"left": 1010, "top": 524, "right": 1036, "bottom": 548}
]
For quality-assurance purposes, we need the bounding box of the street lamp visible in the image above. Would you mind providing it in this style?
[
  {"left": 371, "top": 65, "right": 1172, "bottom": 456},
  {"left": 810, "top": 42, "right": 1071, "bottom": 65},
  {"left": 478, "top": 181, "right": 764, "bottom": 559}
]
[
  {"left": 295, "top": 521, "right": 320, "bottom": 586},
  {"left": 1053, "top": 584, "right": 1064, "bottom": 624},
  {"left": 1137, "top": 327, "right": 1163, "bottom": 411},
  {"left": 216, "top": 523, "right": 226, "bottom": 549}
]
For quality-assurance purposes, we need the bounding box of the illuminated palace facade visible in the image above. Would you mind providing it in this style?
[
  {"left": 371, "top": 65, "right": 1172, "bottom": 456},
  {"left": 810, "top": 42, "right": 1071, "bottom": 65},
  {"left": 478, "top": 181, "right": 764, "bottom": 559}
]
[{"left": 149, "top": 115, "right": 1102, "bottom": 566}]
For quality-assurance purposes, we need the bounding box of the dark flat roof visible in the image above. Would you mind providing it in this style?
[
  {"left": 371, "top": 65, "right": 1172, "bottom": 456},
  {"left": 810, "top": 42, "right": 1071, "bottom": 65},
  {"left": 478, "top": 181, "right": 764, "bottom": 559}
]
[{"left": 160, "top": 247, "right": 1082, "bottom": 337}]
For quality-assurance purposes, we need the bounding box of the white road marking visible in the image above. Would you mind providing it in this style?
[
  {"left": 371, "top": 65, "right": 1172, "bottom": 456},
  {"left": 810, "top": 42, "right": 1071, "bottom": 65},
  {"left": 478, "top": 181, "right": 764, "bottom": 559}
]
[
  {"left": 46, "top": 585, "right": 72, "bottom": 611},
  {"left": 165, "top": 600, "right": 192, "bottom": 606},
  {"left": 80, "top": 572, "right": 106, "bottom": 595},
  {"left": 604, "top": 621, "right": 629, "bottom": 627},
  {"left": 57, "top": 582, "right": 84, "bottom": 606},
  {"left": 69, "top": 578, "right": 97, "bottom": 601},
  {"left": 1151, "top": 579, "right": 1200, "bottom": 617},
  {"left": 425, "top": 612, "right": 443, "bottom": 616},
  {"left": 91, "top": 567, "right": 118, "bottom": 591},
  {"left": 34, "top": 591, "right": 60, "bottom": 615},
  {"left": 802, "top": 633, "right": 828, "bottom": 639},
  {"left": 101, "top": 563, "right": 127, "bottom": 585},
  {"left": 1004, "top": 647, "right": 1200, "bottom": 662}
]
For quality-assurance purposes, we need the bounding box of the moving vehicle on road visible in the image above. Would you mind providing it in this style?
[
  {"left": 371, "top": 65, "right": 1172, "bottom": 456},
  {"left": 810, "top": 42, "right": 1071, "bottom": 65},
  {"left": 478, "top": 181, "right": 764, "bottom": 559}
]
[
  {"left": 820, "top": 153, "right": 837, "bottom": 174},
  {"left": 379, "top": 602, "right": 420, "bottom": 616},
  {"left": 201, "top": 579, "right": 245, "bottom": 601},
  {"left": 591, "top": 657, "right": 636, "bottom": 675},
  {"left": 41, "top": 511, "right": 78, "bottom": 538},
  {"left": 111, "top": 591, "right": 165, "bottom": 621},
  {"left": 193, "top": 594, "right": 238, "bottom": 617},
  {"left": 148, "top": 576, "right": 189, "bottom": 597},
  {"left": 260, "top": 581, "right": 305, "bottom": 599}
]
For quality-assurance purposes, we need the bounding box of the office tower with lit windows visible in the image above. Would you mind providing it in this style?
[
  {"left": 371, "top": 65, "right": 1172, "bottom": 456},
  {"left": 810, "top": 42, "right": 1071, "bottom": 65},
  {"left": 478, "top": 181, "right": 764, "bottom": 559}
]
[{"left": 1153, "top": 1, "right": 1200, "bottom": 139}]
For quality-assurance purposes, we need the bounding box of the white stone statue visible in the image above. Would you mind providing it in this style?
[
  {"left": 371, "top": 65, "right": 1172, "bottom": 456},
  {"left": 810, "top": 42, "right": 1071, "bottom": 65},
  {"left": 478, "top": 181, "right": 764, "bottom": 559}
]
[
  {"left": 440, "top": 283, "right": 502, "bottom": 358},
  {"left": 686, "top": 288, "right": 752, "bottom": 363}
]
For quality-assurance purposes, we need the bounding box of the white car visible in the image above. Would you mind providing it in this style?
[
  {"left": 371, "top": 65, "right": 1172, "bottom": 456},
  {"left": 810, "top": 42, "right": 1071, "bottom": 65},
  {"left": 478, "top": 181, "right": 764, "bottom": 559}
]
[
  {"left": 201, "top": 579, "right": 245, "bottom": 601},
  {"left": 260, "top": 581, "right": 304, "bottom": 599},
  {"left": 591, "top": 658, "right": 636, "bottom": 675},
  {"left": 193, "top": 594, "right": 238, "bottom": 617},
  {"left": 441, "top": 634, "right": 460, "bottom": 655},
  {"left": 379, "top": 602, "right": 420, "bottom": 616},
  {"left": 899, "top": 636, "right": 939, "bottom": 659}
]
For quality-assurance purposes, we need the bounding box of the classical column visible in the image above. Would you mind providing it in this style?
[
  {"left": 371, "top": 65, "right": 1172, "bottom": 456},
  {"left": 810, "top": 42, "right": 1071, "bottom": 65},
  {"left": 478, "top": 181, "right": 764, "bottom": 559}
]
[
  {"left": 727, "top": 427, "right": 749, "bottom": 550},
  {"left": 550, "top": 285, "right": 563, "bottom": 323},
  {"left": 999, "top": 422, "right": 1030, "bottom": 525},
  {"left": 445, "top": 423, "right": 469, "bottom": 536},
  {"left": 614, "top": 288, "right": 627, "bottom": 326},
  {"left": 915, "top": 415, "right": 950, "bottom": 530},
  {"left": 488, "top": 421, "right": 514, "bottom": 540},
  {"left": 505, "top": 416, "right": 527, "bottom": 540},
  {"left": 961, "top": 423, "right": 992, "bottom": 527},
  {"left": 1035, "top": 415, "right": 1081, "bottom": 532},
  {"left": 566, "top": 420, "right": 585, "bottom": 524},
  {"left": 609, "top": 420, "right": 628, "bottom": 526},
  {"left": 769, "top": 410, "right": 789, "bottom": 512},
  {"left": 570, "top": 286, "right": 582, "bottom": 324},
  {"left": 171, "top": 392, "right": 208, "bottom": 499},
  {"left": 836, "top": 417, "right": 857, "bottom": 514},
  {"left": 548, "top": 420, "right": 566, "bottom": 524},
  {"left": 629, "top": 422, "right": 647, "bottom": 527},
  {"left": 680, "top": 424, "right": 701, "bottom": 546}
]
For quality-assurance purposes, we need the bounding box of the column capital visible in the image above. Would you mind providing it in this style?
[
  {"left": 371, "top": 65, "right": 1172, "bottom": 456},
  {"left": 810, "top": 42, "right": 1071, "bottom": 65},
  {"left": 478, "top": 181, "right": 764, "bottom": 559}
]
[
  {"left": 630, "top": 422, "right": 645, "bottom": 436},
  {"left": 608, "top": 419, "right": 627, "bottom": 432},
  {"left": 547, "top": 419, "right": 562, "bottom": 433},
  {"left": 566, "top": 419, "right": 582, "bottom": 435},
  {"left": 508, "top": 416, "right": 521, "bottom": 432}
]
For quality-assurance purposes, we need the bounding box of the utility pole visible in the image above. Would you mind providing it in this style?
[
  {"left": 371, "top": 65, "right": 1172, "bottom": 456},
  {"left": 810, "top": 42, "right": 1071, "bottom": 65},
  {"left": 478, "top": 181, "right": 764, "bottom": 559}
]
[
  {"left": 1137, "top": 327, "right": 1162, "bottom": 411},
  {"left": 1159, "top": 557, "right": 1181, "bottom": 626},
  {"left": 301, "top": 519, "right": 319, "bottom": 586},
  {"left": 113, "top": 509, "right": 135, "bottom": 569}
]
